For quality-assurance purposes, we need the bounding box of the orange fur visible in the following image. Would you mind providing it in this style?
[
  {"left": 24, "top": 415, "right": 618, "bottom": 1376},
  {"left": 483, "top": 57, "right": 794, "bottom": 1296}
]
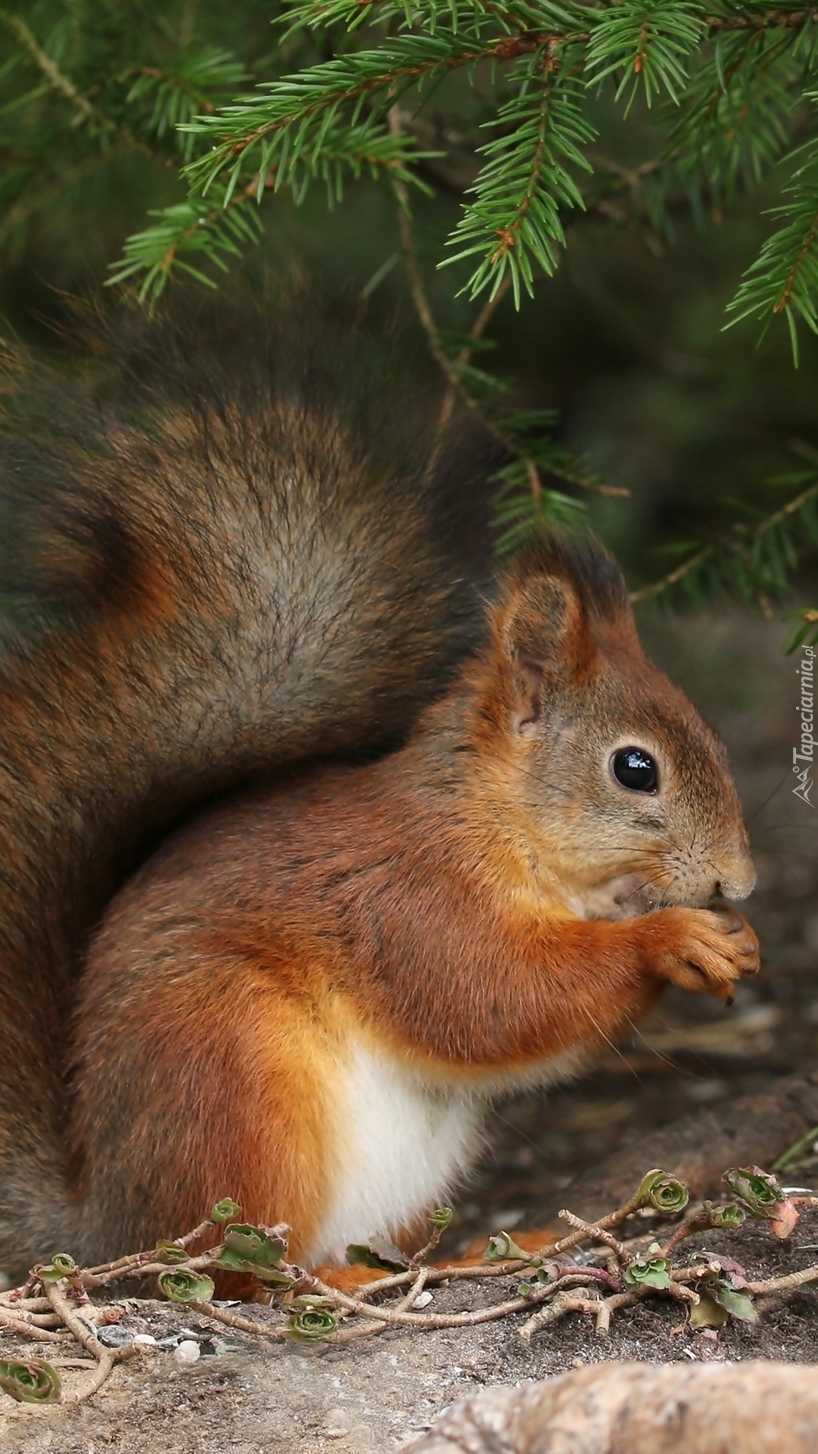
[
  {"left": 67, "top": 542, "right": 758, "bottom": 1267},
  {"left": 0, "top": 324, "right": 759, "bottom": 1280}
]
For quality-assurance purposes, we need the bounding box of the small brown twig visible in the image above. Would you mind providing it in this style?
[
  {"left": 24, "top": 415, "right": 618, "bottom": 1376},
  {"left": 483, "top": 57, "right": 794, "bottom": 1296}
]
[
  {"left": 311, "top": 1275, "right": 552, "bottom": 1330},
  {"left": 2, "top": 1168, "right": 818, "bottom": 1406},
  {"left": 557, "top": 1211, "right": 630, "bottom": 1266},
  {"left": 659, "top": 1210, "right": 717, "bottom": 1259},
  {"left": 325, "top": 1263, "right": 435, "bottom": 1347},
  {"left": 401, "top": 1265, "right": 431, "bottom": 1307},
  {"left": 408, "top": 1226, "right": 446, "bottom": 1270},
  {"left": 41, "top": 1278, "right": 139, "bottom": 1404},
  {"left": 185, "top": 1300, "right": 288, "bottom": 1340},
  {"left": 747, "top": 1265, "right": 818, "bottom": 1296},
  {"left": 518, "top": 1288, "right": 640, "bottom": 1343},
  {"left": 42, "top": 1280, "right": 104, "bottom": 1360},
  {"left": 0, "top": 1303, "right": 64, "bottom": 1342},
  {"left": 173, "top": 1218, "right": 217, "bottom": 1250}
]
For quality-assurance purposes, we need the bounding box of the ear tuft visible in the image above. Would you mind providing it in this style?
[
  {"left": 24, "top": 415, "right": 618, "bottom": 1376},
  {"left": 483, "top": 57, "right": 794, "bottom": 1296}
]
[
  {"left": 502, "top": 574, "right": 592, "bottom": 731},
  {"left": 495, "top": 532, "right": 632, "bottom": 733}
]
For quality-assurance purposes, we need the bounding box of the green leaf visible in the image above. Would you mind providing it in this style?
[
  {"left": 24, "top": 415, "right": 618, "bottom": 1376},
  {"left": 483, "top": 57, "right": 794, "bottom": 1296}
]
[
  {"left": 286, "top": 1298, "right": 339, "bottom": 1343},
  {"left": 221, "top": 1224, "right": 287, "bottom": 1268},
  {"left": 689, "top": 1292, "right": 727, "bottom": 1328},
  {"left": 710, "top": 1278, "right": 759, "bottom": 1324},
  {"left": 0, "top": 1358, "right": 61, "bottom": 1404},
  {"left": 484, "top": 1230, "right": 532, "bottom": 1262},
  {"left": 624, "top": 1256, "right": 671, "bottom": 1290},
  {"left": 428, "top": 1206, "right": 454, "bottom": 1230},
  {"left": 722, "top": 1166, "right": 784, "bottom": 1217},
  {"left": 211, "top": 1198, "right": 243, "bottom": 1223},
  {"left": 155, "top": 1240, "right": 191, "bottom": 1264},
  {"left": 35, "top": 1253, "right": 77, "bottom": 1283},
  {"left": 635, "top": 1169, "right": 690, "bottom": 1215},
  {"left": 704, "top": 1201, "right": 745, "bottom": 1230},
  {"left": 213, "top": 1224, "right": 294, "bottom": 1283},
  {"left": 345, "top": 1239, "right": 409, "bottom": 1272},
  {"left": 157, "top": 1268, "right": 216, "bottom": 1303}
]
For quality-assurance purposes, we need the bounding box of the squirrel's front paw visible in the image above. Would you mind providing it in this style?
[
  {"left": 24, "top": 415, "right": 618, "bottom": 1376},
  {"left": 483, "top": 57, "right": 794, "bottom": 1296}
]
[{"left": 648, "top": 906, "right": 760, "bottom": 1003}]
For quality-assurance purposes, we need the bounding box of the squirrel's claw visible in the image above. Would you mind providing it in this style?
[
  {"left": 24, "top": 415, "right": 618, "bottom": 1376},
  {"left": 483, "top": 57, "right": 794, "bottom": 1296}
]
[{"left": 647, "top": 905, "right": 760, "bottom": 1001}]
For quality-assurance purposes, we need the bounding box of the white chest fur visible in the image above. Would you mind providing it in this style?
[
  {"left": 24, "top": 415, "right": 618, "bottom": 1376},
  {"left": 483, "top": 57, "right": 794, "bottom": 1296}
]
[
  {"left": 308, "top": 1042, "right": 485, "bottom": 1265},
  {"left": 307, "top": 1038, "right": 585, "bottom": 1265}
]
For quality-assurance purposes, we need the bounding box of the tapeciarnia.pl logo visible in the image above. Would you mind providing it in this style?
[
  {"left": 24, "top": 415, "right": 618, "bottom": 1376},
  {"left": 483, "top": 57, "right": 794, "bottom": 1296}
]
[{"left": 794, "top": 645, "right": 816, "bottom": 807}]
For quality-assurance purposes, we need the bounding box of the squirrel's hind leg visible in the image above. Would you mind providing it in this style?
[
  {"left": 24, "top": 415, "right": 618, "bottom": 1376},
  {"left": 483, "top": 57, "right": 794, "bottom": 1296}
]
[
  {"left": 70, "top": 926, "right": 485, "bottom": 1272},
  {"left": 69, "top": 945, "right": 344, "bottom": 1264}
]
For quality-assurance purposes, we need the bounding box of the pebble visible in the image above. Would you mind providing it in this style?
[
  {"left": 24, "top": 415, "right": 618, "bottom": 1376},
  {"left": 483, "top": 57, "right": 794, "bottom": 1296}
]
[{"left": 174, "top": 1339, "right": 201, "bottom": 1365}]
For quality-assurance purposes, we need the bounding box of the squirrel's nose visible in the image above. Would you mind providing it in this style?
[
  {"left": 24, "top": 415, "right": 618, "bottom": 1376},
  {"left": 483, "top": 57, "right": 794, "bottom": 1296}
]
[{"left": 715, "top": 853, "right": 757, "bottom": 902}]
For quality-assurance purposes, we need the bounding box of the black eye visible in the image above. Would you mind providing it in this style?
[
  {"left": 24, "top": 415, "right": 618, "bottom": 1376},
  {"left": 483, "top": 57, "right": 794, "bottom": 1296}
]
[{"left": 612, "top": 747, "right": 658, "bottom": 793}]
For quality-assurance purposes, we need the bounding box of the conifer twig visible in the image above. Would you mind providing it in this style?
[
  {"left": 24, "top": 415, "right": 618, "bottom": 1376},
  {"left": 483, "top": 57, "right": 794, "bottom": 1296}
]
[
  {"left": 0, "top": 8, "right": 94, "bottom": 122},
  {"left": 630, "top": 475, "right": 818, "bottom": 605}
]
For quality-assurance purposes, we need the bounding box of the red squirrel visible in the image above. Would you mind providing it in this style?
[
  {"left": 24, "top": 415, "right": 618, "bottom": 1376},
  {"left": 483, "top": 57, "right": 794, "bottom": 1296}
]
[{"left": 0, "top": 313, "right": 759, "bottom": 1284}]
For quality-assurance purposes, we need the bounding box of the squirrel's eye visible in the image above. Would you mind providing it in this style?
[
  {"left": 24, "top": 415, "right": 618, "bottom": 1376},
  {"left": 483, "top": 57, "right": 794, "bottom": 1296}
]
[{"left": 612, "top": 747, "right": 658, "bottom": 794}]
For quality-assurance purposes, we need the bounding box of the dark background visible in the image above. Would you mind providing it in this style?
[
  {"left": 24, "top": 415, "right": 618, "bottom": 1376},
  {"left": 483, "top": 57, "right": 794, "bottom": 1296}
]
[{"left": 5, "top": 163, "right": 818, "bottom": 579}]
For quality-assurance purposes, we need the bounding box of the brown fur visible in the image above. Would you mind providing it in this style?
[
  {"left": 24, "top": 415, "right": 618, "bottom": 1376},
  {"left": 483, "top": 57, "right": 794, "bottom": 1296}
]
[
  {"left": 0, "top": 322, "right": 758, "bottom": 1279},
  {"left": 0, "top": 315, "right": 490, "bottom": 1275},
  {"left": 69, "top": 541, "right": 757, "bottom": 1266}
]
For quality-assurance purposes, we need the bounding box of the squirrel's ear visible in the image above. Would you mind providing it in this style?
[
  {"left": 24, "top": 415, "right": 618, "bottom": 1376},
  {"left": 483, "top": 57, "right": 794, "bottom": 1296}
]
[{"left": 500, "top": 572, "right": 595, "bottom": 732}]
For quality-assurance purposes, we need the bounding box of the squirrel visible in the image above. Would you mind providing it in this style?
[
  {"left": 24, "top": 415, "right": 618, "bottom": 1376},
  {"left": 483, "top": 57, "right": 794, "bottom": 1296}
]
[{"left": 0, "top": 309, "right": 759, "bottom": 1285}]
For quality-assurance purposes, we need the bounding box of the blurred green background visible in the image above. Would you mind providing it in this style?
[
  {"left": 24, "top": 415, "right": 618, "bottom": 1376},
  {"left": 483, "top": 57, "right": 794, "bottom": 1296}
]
[{"left": 1, "top": 0, "right": 817, "bottom": 593}]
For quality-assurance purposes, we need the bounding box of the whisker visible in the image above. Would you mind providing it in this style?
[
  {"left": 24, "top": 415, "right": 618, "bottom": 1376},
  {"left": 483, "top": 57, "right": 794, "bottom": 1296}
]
[
  {"left": 621, "top": 1015, "right": 691, "bottom": 1077},
  {"left": 752, "top": 822, "right": 818, "bottom": 834},
  {"left": 580, "top": 1008, "right": 637, "bottom": 1074},
  {"left": 745, "top": 766, "right": 796, "bottom": 826},
  {"left": 488, "top": 1107, "right": 554, "bottom": 1168}
]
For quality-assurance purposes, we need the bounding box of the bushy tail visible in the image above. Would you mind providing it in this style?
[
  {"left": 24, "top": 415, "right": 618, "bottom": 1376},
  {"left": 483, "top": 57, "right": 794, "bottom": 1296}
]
[{"left": 0, "top": 309, "right": 491, "bottom": 1276}]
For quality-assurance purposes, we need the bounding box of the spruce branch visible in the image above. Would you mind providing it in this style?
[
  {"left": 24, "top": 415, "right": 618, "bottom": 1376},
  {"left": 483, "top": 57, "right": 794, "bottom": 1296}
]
[
  {"left": 181, "top": 33, "right": 546, "bottom": 203},
  {"left": 725, "top": 124, "right": 818, "bottom": 362},
  {"left": 390, "top": 104, "right": 613, "bottom": 545},
  {"left": 106, "top": 177, "right": 267, "bottom": 304},
  {"left": 663, "top": 20, "right": 802, "bottom": 206},
  {"left": 0, "top": 148, "right": 131, "bottom": 250},
  {"left": 630, "top": 468, "right": 818, "bottom": 603},
  {"left": 123, "top": 48, "right": 249, "bottom": 162},
  {"left": 0, "top": 8, "right": 94, "bottom": 124},
  {"left": 584, "top": 0, "right": 706, "bottom": 113},
  {"left": 442, "top": 51, "right": 595, "bottom": 303},
  {"left": 94, "top": 0, "right": 818, "bottom": 355},
  {"left": 0, "top": 12, "right": 197, "bottom": 177},
  {"left": 706, "top": 5, "right": 818, "bottom": 35},
  {"left": 280, "top": 0, "right": 589, "bottom": 40}
]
